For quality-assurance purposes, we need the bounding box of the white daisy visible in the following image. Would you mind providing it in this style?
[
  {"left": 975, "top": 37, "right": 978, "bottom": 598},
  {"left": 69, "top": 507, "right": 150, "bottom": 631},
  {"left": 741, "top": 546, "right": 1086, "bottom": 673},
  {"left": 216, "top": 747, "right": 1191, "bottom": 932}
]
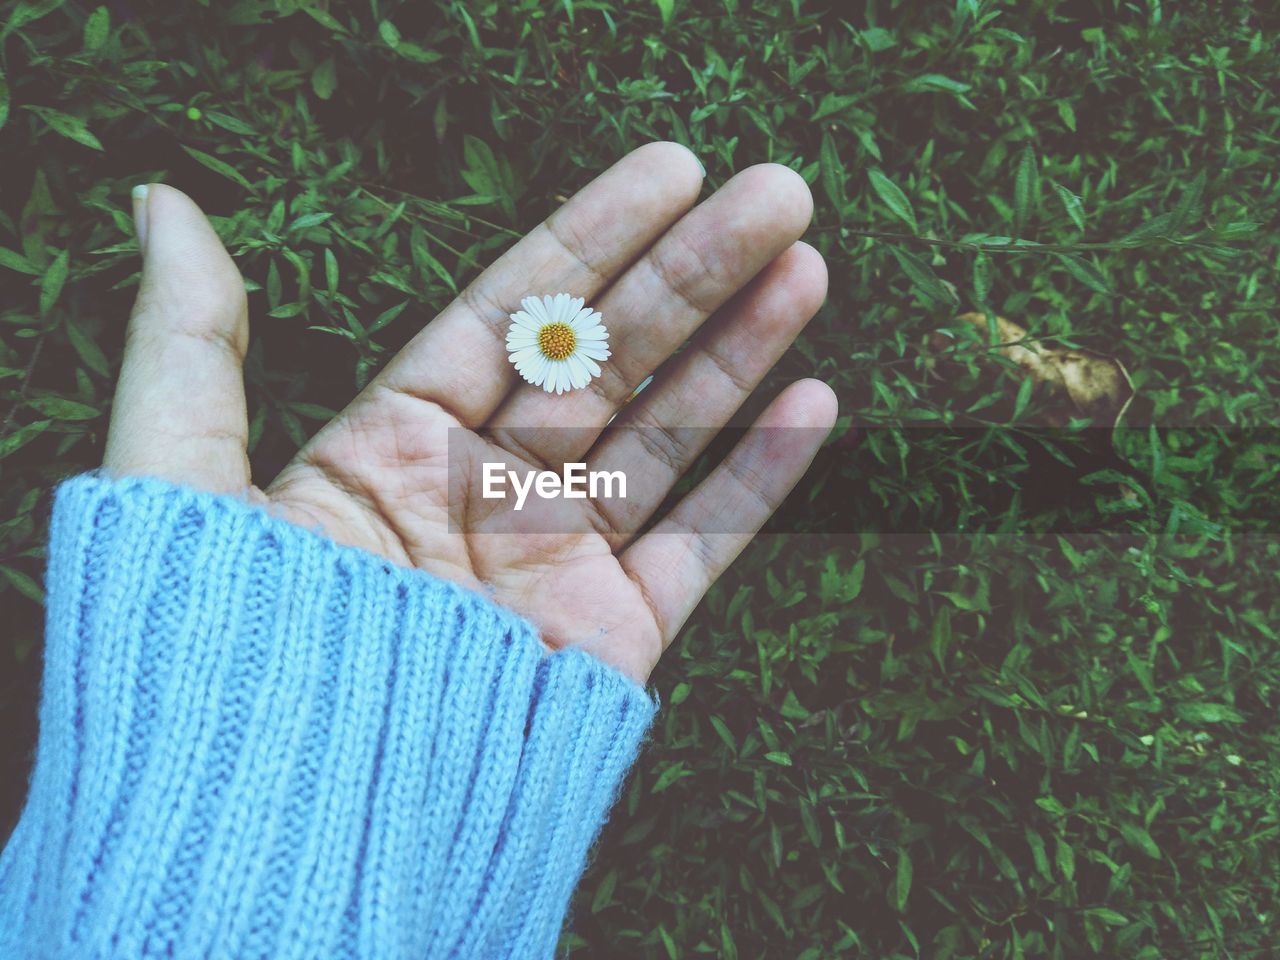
[{"left": 505, "top": 293, "right": 610, "bottom": 395}]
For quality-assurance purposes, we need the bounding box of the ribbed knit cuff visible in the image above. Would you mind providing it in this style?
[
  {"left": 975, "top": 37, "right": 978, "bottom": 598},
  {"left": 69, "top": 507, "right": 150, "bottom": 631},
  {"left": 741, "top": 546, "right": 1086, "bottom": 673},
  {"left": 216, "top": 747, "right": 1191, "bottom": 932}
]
[{"left": 0, "top": 473, "right": 656, "bottom": 959}]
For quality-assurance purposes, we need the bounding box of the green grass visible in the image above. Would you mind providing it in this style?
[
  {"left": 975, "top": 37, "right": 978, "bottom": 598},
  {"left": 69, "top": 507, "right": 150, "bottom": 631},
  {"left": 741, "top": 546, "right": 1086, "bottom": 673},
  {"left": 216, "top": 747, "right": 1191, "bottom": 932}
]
[{"left": 2, "top": 1, "right": 1279, "bottom": 956}]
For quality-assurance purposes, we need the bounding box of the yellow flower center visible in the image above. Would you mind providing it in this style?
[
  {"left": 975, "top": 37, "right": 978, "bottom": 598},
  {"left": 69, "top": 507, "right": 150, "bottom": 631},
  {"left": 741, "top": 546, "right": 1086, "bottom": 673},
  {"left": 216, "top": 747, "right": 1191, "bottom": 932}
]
[{"left": 537, "top": 322, "right": 576, "bottom": 361}]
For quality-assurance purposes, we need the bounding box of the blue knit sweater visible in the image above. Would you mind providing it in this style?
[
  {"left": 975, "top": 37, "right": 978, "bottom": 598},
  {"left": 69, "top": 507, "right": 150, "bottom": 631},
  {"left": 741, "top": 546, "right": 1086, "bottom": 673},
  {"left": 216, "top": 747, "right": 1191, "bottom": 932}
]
[{"left": 0, "top": 474, "right": 657, "bottom": 958}]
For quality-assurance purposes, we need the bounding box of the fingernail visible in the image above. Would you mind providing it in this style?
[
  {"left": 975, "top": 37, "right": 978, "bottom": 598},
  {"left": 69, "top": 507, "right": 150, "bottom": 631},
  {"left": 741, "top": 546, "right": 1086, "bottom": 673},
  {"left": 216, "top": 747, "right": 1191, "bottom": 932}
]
[
  {"left": 694, "top": 153, "right": 706, "bottom": 177},
  {"left": 131, "top": 184, "right": 150, "bottom": 256}
]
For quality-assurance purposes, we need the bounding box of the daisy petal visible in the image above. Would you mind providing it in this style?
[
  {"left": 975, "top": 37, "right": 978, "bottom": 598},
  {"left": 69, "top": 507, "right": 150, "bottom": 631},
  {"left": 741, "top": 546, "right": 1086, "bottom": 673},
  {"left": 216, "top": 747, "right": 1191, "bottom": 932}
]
[
  {"left": 574, "top": 354, "right": 595, "bottom": 388},
  {"left": 506, "top": 292, "right": 612, "bottom": 394},
  {"left": 525, "top": 297, "right": 549, "bottom": 323}
]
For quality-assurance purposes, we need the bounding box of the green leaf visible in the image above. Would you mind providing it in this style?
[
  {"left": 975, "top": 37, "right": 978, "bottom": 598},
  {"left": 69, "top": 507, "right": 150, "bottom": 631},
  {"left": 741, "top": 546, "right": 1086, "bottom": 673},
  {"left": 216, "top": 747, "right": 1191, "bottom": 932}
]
[
  {"left": 657, "top": 926, "right": 677, "bottom": 959},
  {"left": 1036, "top": 796, "right": 1068, "bottom": 817},
  {"left": 856, "top": 26, "right": 897, "bottom": 51},
  {"left": 1120, "top": 821, "right": 1161, "bottom": 859},
  {"left": 1085, "top": 908, "right": 1129, "bottom": 927},
  {"left": 0, "top": 420, "right": 51, "bottom": 459},
  {"left": 1174, "top": 702, "right": 1245, "bottom": 724},
  {"left": 204, "top": 111, "right": 257, "bottom": 135},
  {"left": 846, "top": 557, "right": 865, "bottom": 601},
  {"left": 779, "top": 689, "right": 807, "bottom": 720},
  {"left": 0, "top": 75, "right": 9, "bottom": 131},
  {"left": 281, "top": 247, "right": 311, "bottom": 301},
  {"left": 930, "top": 605, "right": 952, "bottom": 669},
  {"left": 279, "top": 408, "right": 306, "bottom": 447},
  {"left": 39, "top": 249, "right": 69, "bottom": 315},
  {"left": 1025, "top": 828, "right": 1052, "bottom": 882},
  {"left": 27, "top": 395, "right": 99, "bottom": 420},
  {"left": 181, "top": 145, "right": 254, "bottom": 192},
  {"left": 1052, "top": 181, "right": 1086, "bottom": 231},
  {"left": 654, "top": 0, "right": 674, "bottom": 27},
  {"left": 24, "top": 105, "right": 103, "bottom": 151},
  {"left": 1170, "top": 169, "right": 1207, "bottom": 231},
  {"left": 289, "top": 402, "right": 337, "bottom": 420},
  {"left": 1056, "top": 99, "right": 1077, "bottom": 131},
  {"left": 67, "top": 323, "right": 108, "bottom": 376},
  {"left": 590, "top": 869, "right": 617, "bottom": 913},
  {"left": 1125, "top": 648, "right": 1157, "bottom": 696},
  {"left": 972, "top": 251, "right": 993, "bottom": 306},
  {"left": 369, "top": 300, "right": 409, "bottom": 334},
  {"left": 311, "top": 57, "right": 337, "bottom": 99},
  {"left": 433, "top": 96, "right": 448, "bottom": 141},
  {"left": 651, "top": 762, "right": 689, "bottom": 792},
  {"left": 455, "top": 5, "right": 482, "bottom": 50},
  {"left": 460, "top": 134, "right": 499, "bottom": 196},
  {"left": 266, "top": 258, "right": 282, "bottom": 306},
  {"left": 390, "top": 40, "right": 441, "bottom": 64},
  {"left": 0, "top": 565, "right": 44, "bottom": 603},
  {"left": 378, "top": 19, "right": 401, "bottom": 47},
  {"left": 1122, "top": 211, "right": 1175, "bottom": 243},
  {"left": 894, "top": 848, "right": 912, "bottom": 912},
  {"left": 2, "top": 0, "right": 65, "bottom": 42},
  {"left": 0, "top": 247, "right": 39, "bottom": 274},
  {"left": 868, "top": 169, "right": 917, "bottom": 233},
  {"left": 1215, "top": 220, "right": 1258, "bottom": 240},
  {"left": 1013, "top": 145, "right": 1038, "bottom": 234},
  {"left": 299, "top": 4, "right": 348, "bottom": 34},
  {"left": 1012, "top": 374, "right": 1035, "bottom": 420},
  {"left": 410, "top": 227, "right": 458, "bottom": 293},
  {"left": 83, "top": 5, "right": 109, "bottom": 50},
  {"left": 709, "top": 714, "right": 735, "bottom": 751},
  {"left": 1055, "top": 836, "right": 1076, "bottom": 881},
  {"left": 288, "top": 212, "right": 333, "bottom": 233},
  {"left": 902, "top": 74, "right": 971, "bottom": 94},
  {"left": 1055, "top": 253, "right": 1110, "bottom": 294},
  {"left": 324, "top": 248, "right": 338, "bottom": 296},
  {"left": 820, "top": 130, "right": 845, "bottom": 212},
  {"left": 889, "top": 247, "right": 956, "bottom": 306},
  {"left": 812, "top": 93, "right": 862, "bottom": 122}
]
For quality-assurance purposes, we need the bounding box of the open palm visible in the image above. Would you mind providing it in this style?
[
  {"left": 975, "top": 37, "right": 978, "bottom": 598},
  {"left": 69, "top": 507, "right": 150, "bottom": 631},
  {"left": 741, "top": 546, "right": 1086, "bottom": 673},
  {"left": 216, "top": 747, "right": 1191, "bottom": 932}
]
[{"left": 105, "top": 143, "right": 835, "bottom": 683}]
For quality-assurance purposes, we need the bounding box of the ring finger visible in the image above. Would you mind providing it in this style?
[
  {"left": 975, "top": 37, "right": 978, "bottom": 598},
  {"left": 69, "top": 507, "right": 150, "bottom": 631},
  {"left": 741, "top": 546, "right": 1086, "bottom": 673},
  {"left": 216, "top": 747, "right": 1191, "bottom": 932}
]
[{"left": 585, "top": 240, "right": 827, "bottom": 548}]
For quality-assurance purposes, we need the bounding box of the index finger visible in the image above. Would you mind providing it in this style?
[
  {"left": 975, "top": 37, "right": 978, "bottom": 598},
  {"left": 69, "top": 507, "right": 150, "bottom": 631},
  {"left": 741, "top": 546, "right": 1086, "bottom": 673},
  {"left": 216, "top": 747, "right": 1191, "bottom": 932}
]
[{"left": 371, "top": 142, "right": 705, "bottom": 427}]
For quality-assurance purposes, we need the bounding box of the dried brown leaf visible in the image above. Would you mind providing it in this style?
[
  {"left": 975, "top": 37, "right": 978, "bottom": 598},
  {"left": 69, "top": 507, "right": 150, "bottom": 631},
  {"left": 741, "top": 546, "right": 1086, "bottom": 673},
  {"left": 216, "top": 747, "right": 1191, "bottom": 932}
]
[{"left": 947, "top": 312, "right": 1134, "bottom": 426}]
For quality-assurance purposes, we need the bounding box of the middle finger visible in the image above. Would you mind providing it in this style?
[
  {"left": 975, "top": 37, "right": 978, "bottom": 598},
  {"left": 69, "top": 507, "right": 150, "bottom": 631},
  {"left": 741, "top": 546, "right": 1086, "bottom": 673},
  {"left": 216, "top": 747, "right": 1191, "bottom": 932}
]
[{"left": 485, "top": 163, "right": 814, "bottom": 466}]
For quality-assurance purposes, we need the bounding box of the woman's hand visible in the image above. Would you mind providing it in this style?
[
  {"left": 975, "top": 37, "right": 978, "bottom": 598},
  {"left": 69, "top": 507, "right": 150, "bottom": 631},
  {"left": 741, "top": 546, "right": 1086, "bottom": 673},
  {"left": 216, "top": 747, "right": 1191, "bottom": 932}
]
[{"left": 104, "top": 142, "right": 835, "bottom": 683}]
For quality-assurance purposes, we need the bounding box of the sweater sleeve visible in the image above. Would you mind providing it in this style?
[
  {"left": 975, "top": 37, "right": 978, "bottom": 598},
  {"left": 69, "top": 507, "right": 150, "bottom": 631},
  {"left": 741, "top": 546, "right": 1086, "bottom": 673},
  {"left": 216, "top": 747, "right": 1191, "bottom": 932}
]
[{"left": 0, "top": 473, "right": 656, "bottom": 960}]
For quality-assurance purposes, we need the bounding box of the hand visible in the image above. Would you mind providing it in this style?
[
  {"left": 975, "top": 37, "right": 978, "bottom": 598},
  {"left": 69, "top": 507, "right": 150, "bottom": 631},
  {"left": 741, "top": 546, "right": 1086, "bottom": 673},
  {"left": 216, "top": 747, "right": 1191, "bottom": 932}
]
[{"left": 104, "top": 142, "right": 836, "bottom": 683}]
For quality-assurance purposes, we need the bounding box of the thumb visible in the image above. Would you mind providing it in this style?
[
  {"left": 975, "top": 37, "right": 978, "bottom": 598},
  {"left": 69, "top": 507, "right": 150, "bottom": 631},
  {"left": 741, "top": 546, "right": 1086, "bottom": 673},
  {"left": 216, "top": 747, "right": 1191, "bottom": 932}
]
[{"left": 102, "top": 183, "right": 252, "bottom": 492}]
